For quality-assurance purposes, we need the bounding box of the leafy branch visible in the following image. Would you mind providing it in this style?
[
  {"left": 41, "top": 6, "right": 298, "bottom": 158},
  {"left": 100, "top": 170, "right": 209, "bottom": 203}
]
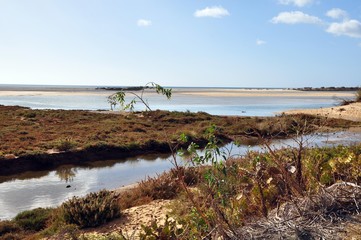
[{"left": 107, "top": 82, "right": 172, "bottom": 111}]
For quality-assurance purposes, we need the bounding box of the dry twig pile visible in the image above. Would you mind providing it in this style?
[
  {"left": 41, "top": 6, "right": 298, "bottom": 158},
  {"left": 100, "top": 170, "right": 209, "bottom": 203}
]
[{"left": 237, "top": 182, "right": 361, "bottom": 239}]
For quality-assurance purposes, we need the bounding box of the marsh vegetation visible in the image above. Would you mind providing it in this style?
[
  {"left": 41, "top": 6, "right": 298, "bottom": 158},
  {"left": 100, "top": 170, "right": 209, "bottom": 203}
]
[
  {"left": 1, "top": 104, "right": 356, "bottom": 175},
  {"left": 1, "top": 112, "right": 361, "bottom": 239}
]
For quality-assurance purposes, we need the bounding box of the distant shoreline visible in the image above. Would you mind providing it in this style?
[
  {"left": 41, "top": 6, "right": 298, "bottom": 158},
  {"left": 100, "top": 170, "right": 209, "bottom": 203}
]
[
  {"left": 1, "top": 84, "right": 359, "bottom": 92},
  {"left": 0, "top": 88, "right": 356, "bottom": 98},
  {"left": 291, "top": 87, "right": 360, "bottom": 91}
]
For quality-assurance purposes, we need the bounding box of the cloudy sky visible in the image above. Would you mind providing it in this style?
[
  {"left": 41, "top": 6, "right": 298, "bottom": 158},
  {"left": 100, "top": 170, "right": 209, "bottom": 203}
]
[{"left": 0, "top": 0, "right": 360, "bottom": 87}]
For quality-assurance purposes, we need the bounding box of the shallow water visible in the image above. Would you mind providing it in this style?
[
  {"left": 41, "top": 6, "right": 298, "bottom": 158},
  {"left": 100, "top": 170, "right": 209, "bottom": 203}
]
[
  {"left": 1, "top": 131, "right": 360, "bottom": 220},
  {"left": 0, "top": 86, "right": 352, "bottom": 116}
]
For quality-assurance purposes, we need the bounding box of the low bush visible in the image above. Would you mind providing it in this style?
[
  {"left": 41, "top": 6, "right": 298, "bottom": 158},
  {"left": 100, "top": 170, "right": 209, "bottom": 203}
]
[
  {"left": 171, "top": 166, "right": 201, "bottom": 186},
  {"left": 0, "top": 232, "right": 24, "bottom": 240},
  {"left": 138, "top": 172, "right": 180, "bottom": 200},
  {"left": 61, "top": 190, "right": 120, "bottom": 228},
  {"left": 0, "top": 220, "right": 21, "bottom": 236},
  {"left": 23, "top": 112, "right": 36, "bottom": 118},
  {"left": 55, "top": 138, "right": 77, "bottom": 151},
  {"left": 139, "top": 216, "right": 183, "bottom": 240},
  {"left": 117, "top": 189, "right": 153, "bottom": 210},
  {"left": 117, "top": 169, "right": 194, "bottom": 210},
  {"left": 14, "top": 207, "right": 52, "bottom": 232}
]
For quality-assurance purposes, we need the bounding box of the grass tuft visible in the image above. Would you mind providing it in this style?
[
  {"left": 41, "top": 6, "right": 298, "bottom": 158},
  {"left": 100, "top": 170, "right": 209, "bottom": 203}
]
[
  {"left": 61, "top": 190, "right": 120, "bottom": 228},
  {"left": 14, "top": 208, "right": 52, "bottom": 232}
]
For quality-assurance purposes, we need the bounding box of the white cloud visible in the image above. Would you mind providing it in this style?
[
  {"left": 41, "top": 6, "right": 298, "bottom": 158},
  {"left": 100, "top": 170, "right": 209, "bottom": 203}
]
[
  {"left": 326, "top": 8, "right": 348, "bottom": 20},
  {"left": 137, "top": 19, "right": 152, "bottom": 27},
  {"left": 256, "top": 39, "right": 267, "bottom": 45},
  {"left": 271, "top": 11, "right": 322, "bottom": 24},
  {"left": 194, "top": 6, "right": 230, "bottom": 18},
  {"left": 358, "top": 42, "right": 361, "bottom": 47},
  {"left": 278, "top": 0, "right": 314, "bottom": 7},
  {"left": 326, "top": 19, "right": 361, "bottom": 38}
]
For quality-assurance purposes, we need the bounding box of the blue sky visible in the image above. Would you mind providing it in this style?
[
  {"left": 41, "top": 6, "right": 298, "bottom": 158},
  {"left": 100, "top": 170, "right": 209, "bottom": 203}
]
[{"left": 0, "top": 0, "right": 360, "bottom": 87}]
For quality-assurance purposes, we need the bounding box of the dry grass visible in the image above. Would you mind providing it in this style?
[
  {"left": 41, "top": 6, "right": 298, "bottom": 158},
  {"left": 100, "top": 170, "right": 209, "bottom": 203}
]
[{"left": 117, "top": 168, "right": 201, "bottom": 210}]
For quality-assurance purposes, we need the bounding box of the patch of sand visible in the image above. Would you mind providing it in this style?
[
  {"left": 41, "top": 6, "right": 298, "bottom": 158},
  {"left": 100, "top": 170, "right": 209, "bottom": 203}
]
[
  {"left": 284, "top": 102, "right": 361, "bottom": 122},
  {"left": 84, "top": 199, "right": 173, "bottom": 238}
]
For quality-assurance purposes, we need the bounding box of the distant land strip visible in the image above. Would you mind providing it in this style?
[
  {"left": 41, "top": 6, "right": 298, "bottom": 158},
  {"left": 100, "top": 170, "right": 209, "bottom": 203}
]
[
  {"left": 96, "top": 86, "right": 361, "bottom": 92},
  {"left": 292, "top": 86, "right": 360, "bottom": 91},
  {"left": 96, "top": 86, "right": 150, "bottom": 91}
]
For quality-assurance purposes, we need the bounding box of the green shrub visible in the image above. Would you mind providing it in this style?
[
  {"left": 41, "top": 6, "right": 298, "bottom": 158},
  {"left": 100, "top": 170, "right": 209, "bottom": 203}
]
[
  {"left": 139, "top": 172, "right": 180, "bottom": 200},
  {"left": 139, "top": 216, "right": 183, "bottom": 240},
  {"left": 14, "top": 208, "right": 52, "bottom": 232},
  {"left": 55, "top": 138, "right": 77, "bottom": 151},
  {"left": 61, "top": 190, "right": 121, "bottom": 228},
  {"left": 48, "top": 224, "right": 80, "bottom": 240}
]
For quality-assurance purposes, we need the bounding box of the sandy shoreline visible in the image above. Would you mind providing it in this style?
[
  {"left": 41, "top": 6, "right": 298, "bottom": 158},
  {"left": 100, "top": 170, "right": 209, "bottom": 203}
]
[
  {"left": 284, "top": 102, "right": 361, "bottom": 122},
  {"left": 113, "top": 183, "right": 139, "bottom": 194}
]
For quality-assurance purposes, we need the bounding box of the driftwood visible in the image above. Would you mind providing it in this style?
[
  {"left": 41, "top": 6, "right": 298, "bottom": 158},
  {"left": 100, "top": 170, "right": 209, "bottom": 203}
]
[{"left": 236, "top": 182, "right": 361, "bottom": 240}]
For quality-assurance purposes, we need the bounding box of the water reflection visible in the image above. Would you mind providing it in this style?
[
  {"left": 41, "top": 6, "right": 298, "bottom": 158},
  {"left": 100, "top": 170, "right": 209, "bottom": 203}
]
[
  {"left": 0, "top": 171, "right": 50, "bottom": 184},
  {"left": 55, "top": 167, "right": 77, "bottom": 183},
  {"left": 0, "top": 153, "right": 173, "bottom": 184},
  {"left": 0, "top": 153, "right": 174, "bottom": 220}
]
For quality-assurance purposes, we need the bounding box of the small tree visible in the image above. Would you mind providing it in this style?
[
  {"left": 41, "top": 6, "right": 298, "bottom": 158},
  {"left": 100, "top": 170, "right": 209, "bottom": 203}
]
[{"left": 107, "top": 82, "right": 172, "bottom": 111}]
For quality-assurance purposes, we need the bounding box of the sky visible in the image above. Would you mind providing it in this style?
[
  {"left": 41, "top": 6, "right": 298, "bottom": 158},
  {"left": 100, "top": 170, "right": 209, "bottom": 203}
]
[{"left": 0, "top": 0, "right": 360, "bottom": 88}]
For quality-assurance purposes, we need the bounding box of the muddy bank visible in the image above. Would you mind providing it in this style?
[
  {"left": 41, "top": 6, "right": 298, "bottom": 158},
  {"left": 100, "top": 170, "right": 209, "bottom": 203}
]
[{"left": 0, "top": 138, "right": 215, "bottom": 176}]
